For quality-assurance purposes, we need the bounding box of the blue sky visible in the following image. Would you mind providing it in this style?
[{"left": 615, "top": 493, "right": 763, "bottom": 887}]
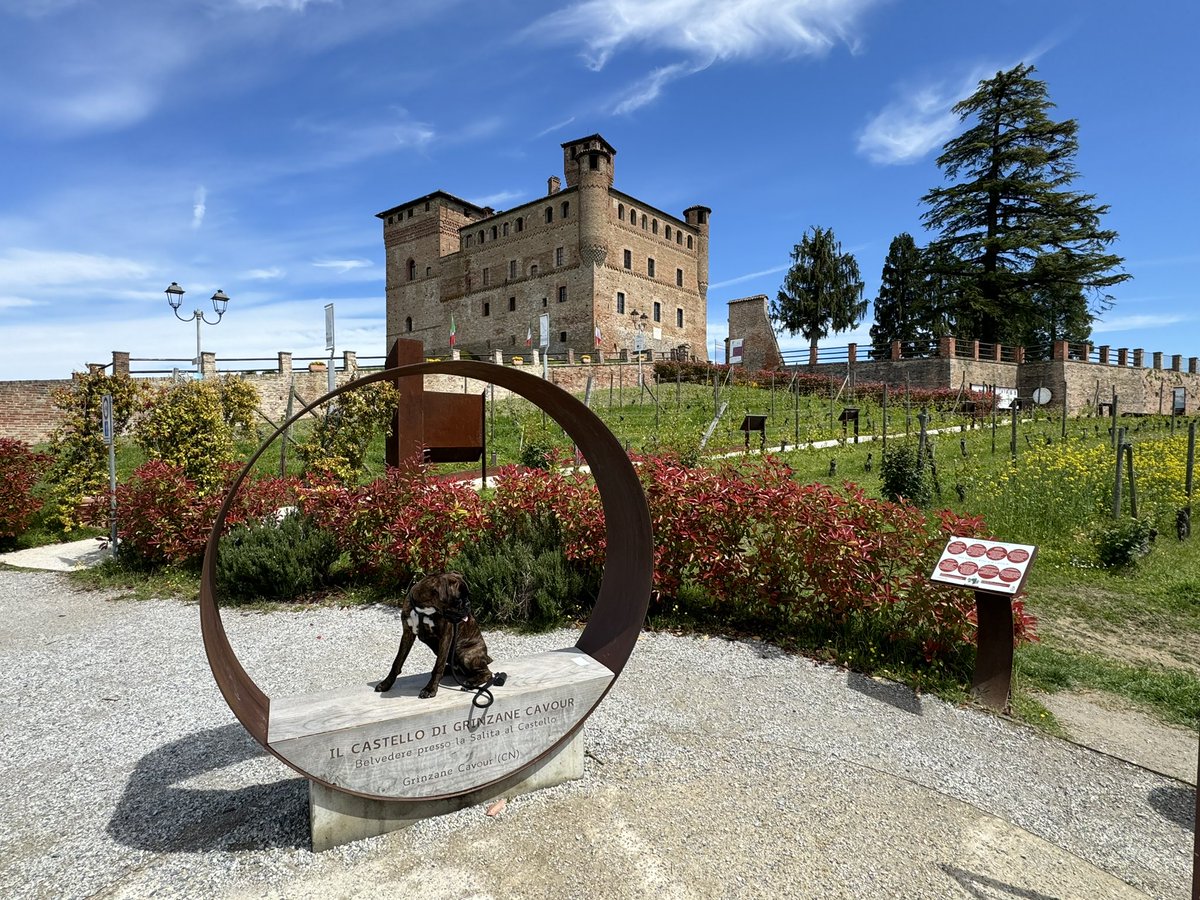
[{"left": 2, "top": 0, "right": 1197, "bottom": 380}]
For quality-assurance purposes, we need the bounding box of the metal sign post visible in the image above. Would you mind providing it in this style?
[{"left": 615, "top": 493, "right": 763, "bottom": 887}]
[
  {"left": 539, "top": 312, "right": 550, "bottom": 380},
  {"left": 324, "top": 303, "right": 336, "bottom": 394},
  {"left": 101, "top": 394, "right": 117, "bottom": 554}
]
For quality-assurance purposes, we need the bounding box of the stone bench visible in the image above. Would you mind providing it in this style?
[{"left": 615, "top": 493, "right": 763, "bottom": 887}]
[{"left": 266, "top": 647, "right": 614, "bottom": 849}]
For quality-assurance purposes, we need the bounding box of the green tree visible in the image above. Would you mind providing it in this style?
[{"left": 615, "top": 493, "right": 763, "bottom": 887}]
[
  {"left": 920, "top": 63, "right": 1130, "bottom": 344},
  {"left": 870, "top": 233, "right": 928, "bottom": 358},
  {"left": 772, "top": 226, "right": 866, "bottom": 359}
]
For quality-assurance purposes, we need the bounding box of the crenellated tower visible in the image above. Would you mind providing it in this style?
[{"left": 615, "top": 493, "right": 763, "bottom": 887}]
[
  {"left": 684, "top": 205, "right": 711, "bottom": 300},
  {"left": 562, "top": 134, "right": 615, "bottom": 269}
]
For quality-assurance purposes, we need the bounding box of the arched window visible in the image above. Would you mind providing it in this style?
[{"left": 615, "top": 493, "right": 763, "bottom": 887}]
[
  {"left": 478, "top": 230, "right": 484, "bottom": 244},
  {"left": 561, "top": 201, "right": 570, "bottom": 218},
  {"left": 405, "top": 316, "right": 413, "bottom": 332},
  {"left": 516, "top": 217, "right": 524, "bottom": 232},
  {"left": 629, "top": 208, "right": 637, "bottom": 224},
  {"left": 676, "top": 231, "right": 682, "bottom": 245},
  {"left": 503, "top": 222, "right": 509, "bottom": 237},
  {"left": 545, "top": 206, "right": 553, "bottom": 224},
  {"left": 491, "top": 225, "right": 498, "bottom": 240},
  {"left": 407, "top": 259, "right": 416, "bottom": 281},
  {"left": 665, "top": 225, "right": 672, "bottom": 240},
  {"left": 530, "top": 263, "right": 539, "bottom": 277},
  {"left": 641, "top": 214, "right": 647, "bottom": 229},
  {"left": 618, "top": 203, "right": 624, "bottom": 220},
  {"left": 687, "top": 235, "right": 693, "bottom": 249},
  {"left": 652, "top": 219, "right": 658, "bottom": 235},
  {"left": 465, "top": 234, "right": 473, "bottom": 248}
]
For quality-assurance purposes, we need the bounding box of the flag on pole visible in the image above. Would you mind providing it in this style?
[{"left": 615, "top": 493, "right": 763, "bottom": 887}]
[
  {"left": 594, "top": 325, "right": 602, "bottom": 347},
  {"left": 525, "top": 324, "right": 532, "bottom": 347},
  {"left": 449, "top": 313, "right": 457, "bottom": 348}
]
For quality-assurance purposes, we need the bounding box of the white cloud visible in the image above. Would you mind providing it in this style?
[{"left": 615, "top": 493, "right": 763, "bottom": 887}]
[
  {"left": 466, "top": 190, "right": 525, "bottom": 209},
  {"left": 1091, "top": 313, "right": 1189, "bottom": 334},
  {"left": 0, "top": 249, "right": 151, "bottom": 289},
  {"left": 230, "top": 0, "right": 334, "bottom": 11},
  {"left": 192, "top": 186, "right": 208, "bottom": 230},
  {"left": 242, "top": 266, "right": 286, "bottom": 280},
  {"left": 709, "top": 264, "right": 789, "bottom": 291},
  {"left": 312, "top": 259, "right": 373, "bottom": 274},
  {"left": 613, "top": 62, "right": 696, "bottom": 115},
  {"left": 0, "top": 296, "right": 41, "bottom": 310},
  {"left": 857, "top": 84, "right": 960, "bottom": 165},
  {"left": 535, "top": 116, "right": 577, "bottom": 138}
]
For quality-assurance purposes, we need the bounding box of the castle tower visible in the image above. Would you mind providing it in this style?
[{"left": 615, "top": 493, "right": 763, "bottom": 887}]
[
  {"left": 562, "top": 135, "right": 615, "bottom": 269},
  {"left": 684, "top": 205, "right": 712, "bottom": 299}
]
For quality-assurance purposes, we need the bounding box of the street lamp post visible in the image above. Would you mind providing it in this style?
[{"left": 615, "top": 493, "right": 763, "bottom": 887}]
[
  {"left": 165, "top": 282, "right": 230, "bottom": 378},
  {"left": 630, "top": 309, "right": 648, "bottom": 391}
]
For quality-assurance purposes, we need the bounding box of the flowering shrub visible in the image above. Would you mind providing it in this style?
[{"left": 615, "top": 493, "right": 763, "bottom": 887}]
[
  {"left": 0, "top": 439, "right": 48, "bottom": 545},
  {"left": 295, "top": 381, "right": 398, "bottom": 480},
  {"left": 105, "top": 460, "right": 299, "bottom": 567}
]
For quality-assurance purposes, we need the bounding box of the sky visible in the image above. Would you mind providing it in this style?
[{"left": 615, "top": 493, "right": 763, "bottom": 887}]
[{"left": 2, "top": 0, "right": 1198, "bottom": 380}]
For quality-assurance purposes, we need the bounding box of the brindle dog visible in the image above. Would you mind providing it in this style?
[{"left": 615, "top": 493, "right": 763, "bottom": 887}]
[{"left": 374, "top": 573, "right": 493, "bottom": 698}]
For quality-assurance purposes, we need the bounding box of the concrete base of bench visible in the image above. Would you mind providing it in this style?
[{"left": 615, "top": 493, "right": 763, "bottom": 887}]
[{"left": 309, "top": 729, "right": 584, "bottom": 851}]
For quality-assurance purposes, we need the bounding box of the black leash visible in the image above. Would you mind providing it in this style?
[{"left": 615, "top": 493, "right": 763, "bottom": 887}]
[{"left": 448, "top": 619, "right": 507, "bottom": 712}]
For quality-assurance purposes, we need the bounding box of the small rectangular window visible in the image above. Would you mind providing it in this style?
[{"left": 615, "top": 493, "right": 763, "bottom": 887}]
[
  {"left": 483, "top": 302, "right": 490, "bottom": 317},
  {"left": 653, "top": 301, "right": 661, "bottom": 323},
  {"left": 676, "top": 268, "right": 683, "bottom": 287},
  {"left": 556, "top": 247, "right": 564, "bottom": 267},
  {"left": 560, "top": 330, "right": 568, "bottom": 342},
  {"left": 647, "top": 258, "right": 655, "bottom": 278},
  {"left": 509, "top": 260, "right": 517, "bottom": 279},
  {"left": 542, "top": 296, "right": 548, "bottom": 307},
  {"left": 558, "top": 286, "right": 567, "bottom": 303},
  {"left": 616, "top": 292, "right": 625, "bottom": 314},
  {"left": 508, "top": 296, "right": 517, "bottom": 312},
  {"left": 482, "top": 268, "right": 489, "bottom": 286},
  {"left": 676, "top": 308, "right": 684, "bottom": 327},
  {"left": 623, "top": 249, "right": 631, "bottom": 269}
]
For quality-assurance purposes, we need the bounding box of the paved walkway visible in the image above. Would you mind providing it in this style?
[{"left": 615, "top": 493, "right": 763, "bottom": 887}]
[{"left": 0, "top": 536, "right": 110, "bottom": 571}]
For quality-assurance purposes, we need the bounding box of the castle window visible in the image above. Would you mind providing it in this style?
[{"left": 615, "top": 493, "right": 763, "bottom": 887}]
[
  {"left": 482, "top": 267, "right": 489, "bottom": 287},
  {"left": 545, "top": 207, "right": 553, "bottom": 224},
  {"left": 652, "top": 219, "right": 658, "bottom": 235},
  {"left": 426, "top": 266, "right": 432, "bottom": 277},
  {"left": 555, "top": 247, "right": 564, "bottom": 267},
  {"left": 508, "top": 296, "right": 516, "bottom": 312},
  {"left": 509, "top": 260, "right": 517, "bottom": 279},
  {"left": 676, "top": 308, "right": 684, "bottom": 328},
  {"left": 503, "top": 222, "right": 509, "bottom": 237},
  {"left": 516, "top": 217, "right": 524, "bottom": 232},
  {"left": 465, "top": 234, "right": 473, "bottom": 248},
  {"left": 641, "top": 215, "right": 647, "bottom": 229},
  {"left": 407, "top": 259, "right": 416, "bottom": 281},
  {"left": 483, "top": 302, "right": 490, "bottom": 317},
  {"left": 687, "top": 235, "right": 693, "bottom": 249},
  {"left": 676, "top": 268, "right": 683, "bottom": 287},
  {"left": 618, "top": 203, "right": 624, "bottom": 220},
  {"left": 558, "top": 285, "right": 567, "bottom": 303},
  {"left": 424, "top": 201, "right": 430, "bottom": 211},
  {"left": 616, "top": 291, "right": 625, "bottom": 314},
  {"left": 560, "top": 330, "right": 568, "bottom": 342},
  {"left": 478, "top": 230, "right": 485, "bottom": 244},
  {"left": 542, "top": 296, "right": 548, "bottom": 307},
  {"left": 530, "top": 264, "right": 539, "bottom": 277},
  {"left": 387, "top": 216, "right": 393, "bottom": 224},
  {"left": 676, "top": 232, "right": 682, "bottom": 245},
  {"left": 665, "top": 225, "right": 672, "bottom": 240},
  {"left": 629, "top": 208, "right": 637, "bottom": 224},
  {"left": 405, "top": 316, "right": 412, "bottom": 332},
  {"left": 407, "top": 209, "right": 413, "bottom": 219},
  {"left": 647, "top": 258, "right": 655, "bottom": 278},
  {"left": 511, "top": 335, "right": 516, "bottom": 346},
  {"left": 588, "top": 152, "right": 599, "bottom": 170},
  {"left": 561, "top": 201, "right": 570, "bottom": 218},
  {"left": 623, "top": 249, "right": 631, "bottom": 269},
  {"left": 491, "top": 225, "right": 498, "bottom": 240},
  {"left": 653, "top": 301, "right": 661, "bottom": 323}
]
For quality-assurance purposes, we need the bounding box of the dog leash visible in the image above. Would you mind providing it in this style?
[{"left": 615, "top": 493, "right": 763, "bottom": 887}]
[{"left": 448, "top": 618, "right": 507, "bottom": 711}]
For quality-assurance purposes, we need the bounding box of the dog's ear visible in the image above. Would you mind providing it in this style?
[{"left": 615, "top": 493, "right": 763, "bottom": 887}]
[{"left": 440, "top": 573, "right": 469, "bottom": 607}]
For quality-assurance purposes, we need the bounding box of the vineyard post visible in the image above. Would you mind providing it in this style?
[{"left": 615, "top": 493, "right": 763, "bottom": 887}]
[
  {"left": 1112, "top": 426, "right": 1127, "bottom": 518},
  {"left": 882, "top": 384, "right": 888, "bottom": 457}
]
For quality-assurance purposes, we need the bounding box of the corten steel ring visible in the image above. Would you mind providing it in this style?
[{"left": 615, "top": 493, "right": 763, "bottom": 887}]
[{"left": 199, "top": 361, "right": 653, "bottom": 802}]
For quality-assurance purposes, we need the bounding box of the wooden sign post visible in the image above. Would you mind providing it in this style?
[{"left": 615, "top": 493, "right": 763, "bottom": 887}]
[{"left": 930, "top": 537, "right": 1037, "bottom": 712}]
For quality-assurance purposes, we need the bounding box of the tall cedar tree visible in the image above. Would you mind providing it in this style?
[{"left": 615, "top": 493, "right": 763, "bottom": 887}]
[
  {"left": 772, "top": 226, "right": 866, "bottom": 359},
  {"left": 920, "top": 63, "right": 1129, "bottom": 345},
  {"left": 870, "top": 233, "right": 930, "bottom": 358}
]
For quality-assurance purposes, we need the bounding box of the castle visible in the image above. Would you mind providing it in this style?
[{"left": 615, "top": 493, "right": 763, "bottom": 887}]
[{"left": 377, "top": 135, "right": 710, "bottom": 361}]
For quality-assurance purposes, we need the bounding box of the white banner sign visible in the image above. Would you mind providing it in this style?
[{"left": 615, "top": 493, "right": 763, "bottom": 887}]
[
  {"left": 538, "top": 312, "right": 550, "bottom": 350},
  {"left": 324, "top": 303, "right": 335, "bottom": 351}
]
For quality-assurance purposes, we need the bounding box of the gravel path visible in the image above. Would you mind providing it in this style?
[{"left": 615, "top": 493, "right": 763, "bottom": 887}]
[{"left": 0, "top": 569, "right": 1193, "bottom": 899}]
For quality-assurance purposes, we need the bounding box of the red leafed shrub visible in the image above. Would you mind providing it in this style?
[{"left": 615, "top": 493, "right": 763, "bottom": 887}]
[
  {"left": 486, "top": 465, "right": 606, "bottom": 575},
  {"left": 106, "top": 460, "right": 301, "bottom": 567},
  {"left": 300, "top": 466, "right": 484, "bottom": 588},
  {"left": 0, "top": 438, "right": 48, "bottom": 543}
]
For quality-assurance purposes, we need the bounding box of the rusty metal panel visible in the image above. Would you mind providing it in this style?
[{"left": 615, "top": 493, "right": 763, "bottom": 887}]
[{"left": 422, "top": 392, "right": 484, "bottom": 462}]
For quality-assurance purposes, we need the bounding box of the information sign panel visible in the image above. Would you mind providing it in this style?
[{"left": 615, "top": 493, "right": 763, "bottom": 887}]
[
  {"left": 930, "top": 537, "right": 1037, "bottom": 596},
  {"left": 101, "top": 394, "right": 113, "bottom": 445}
]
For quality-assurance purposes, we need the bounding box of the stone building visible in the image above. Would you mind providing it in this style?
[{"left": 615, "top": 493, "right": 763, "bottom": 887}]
[{"left": 377, "top": 134, "right": 710, "bottom": 361}]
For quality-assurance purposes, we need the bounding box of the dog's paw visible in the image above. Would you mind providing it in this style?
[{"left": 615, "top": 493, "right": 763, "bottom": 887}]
[{"left": 418, "top": 687, "right": 438, "bottom": 699}]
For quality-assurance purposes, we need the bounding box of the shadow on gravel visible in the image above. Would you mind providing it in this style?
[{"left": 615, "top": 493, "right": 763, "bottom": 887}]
[
  {"left": 108, "top": 724, "right": 309, "bottom": 852},
  {"left": 846, "top": 672, "right": 923, "bottom": 716},
  {"left": 940, "top": 865, "right": 1060, "bottom": 899},
  {"left": 1148, "top": 783, "right": 1196, "bottom": 832}
]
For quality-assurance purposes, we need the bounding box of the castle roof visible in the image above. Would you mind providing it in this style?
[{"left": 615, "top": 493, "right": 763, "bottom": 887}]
[
  {"left": 376, "top": 190, "right": 491, "bottom": 220},
  {"left": 560, "top": 134, "right": 616, "bottom": 156}
]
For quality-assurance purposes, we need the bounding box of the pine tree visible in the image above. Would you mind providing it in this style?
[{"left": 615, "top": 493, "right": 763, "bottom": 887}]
[
  {"left": 869, "top": 233, "right": 928, "bottom": 358},
  {"left": 772, "top": 226, "right": 866, "bottom": 359},
  {"left": 920, "top": 63, "right": 1129, "bottom": 344}
]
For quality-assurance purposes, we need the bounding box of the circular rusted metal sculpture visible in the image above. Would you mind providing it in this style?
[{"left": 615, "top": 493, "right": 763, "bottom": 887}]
[{"left": 199, "top": 361, "right": 653, "bottom": 802}]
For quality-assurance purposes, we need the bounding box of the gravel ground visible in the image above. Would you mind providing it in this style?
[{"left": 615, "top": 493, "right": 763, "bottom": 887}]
[{"left": 0, "top": 568, "right": 1193, "bottom": 899}]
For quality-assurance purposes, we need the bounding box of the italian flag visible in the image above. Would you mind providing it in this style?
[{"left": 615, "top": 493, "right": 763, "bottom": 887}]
[
  {"left": 525, "top": 324, "right": 532, "bottom": 347},
  {"left": 449, "top": 313, "right": 457, "bottom": 348},
  {"left": 594, "top": 325, "right": 602, "bottom": 347}
]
